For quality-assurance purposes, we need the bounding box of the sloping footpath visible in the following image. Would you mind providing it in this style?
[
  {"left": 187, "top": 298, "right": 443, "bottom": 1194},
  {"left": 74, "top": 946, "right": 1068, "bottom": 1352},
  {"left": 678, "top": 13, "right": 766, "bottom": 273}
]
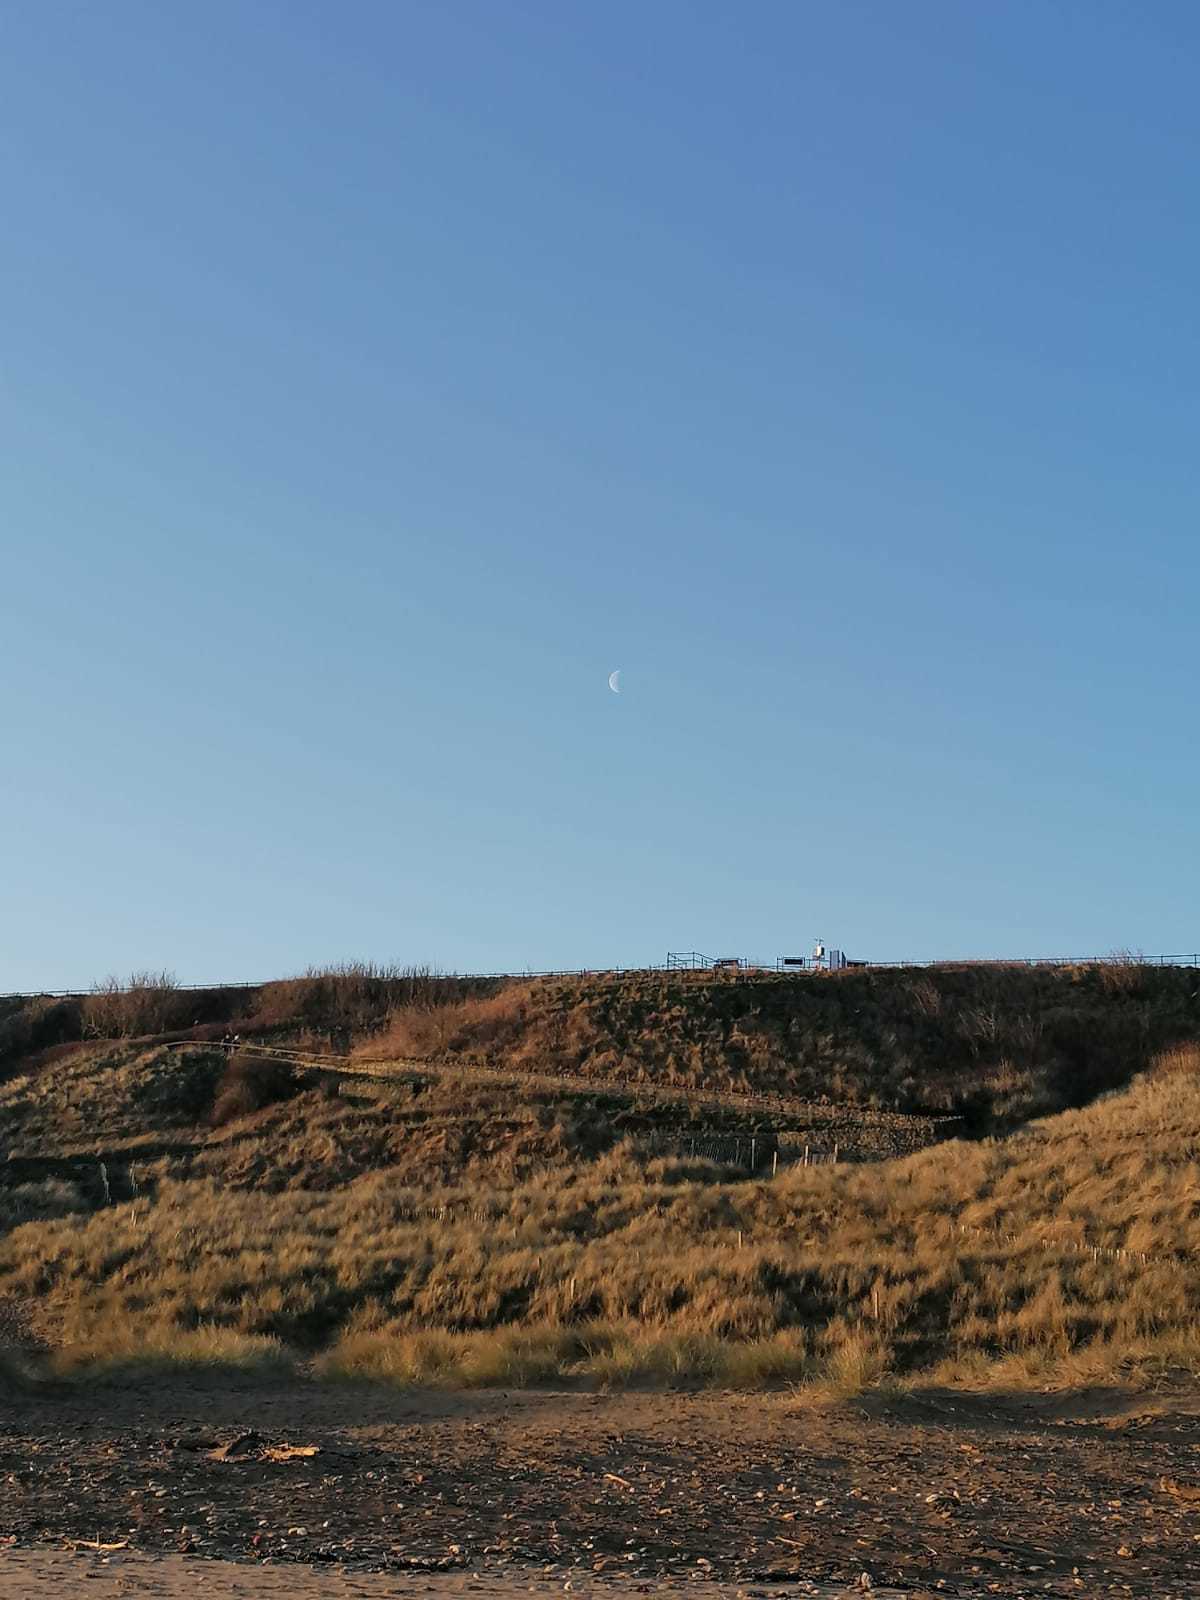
[{"left": 166, "top": 1040, "right": 963, "bottom": 1160}]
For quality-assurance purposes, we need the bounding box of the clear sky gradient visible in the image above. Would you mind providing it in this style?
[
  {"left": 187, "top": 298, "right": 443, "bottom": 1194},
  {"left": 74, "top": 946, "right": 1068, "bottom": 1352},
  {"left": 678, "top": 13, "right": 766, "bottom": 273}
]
[{"left": 4, "top": 1, "right": 1199, "bottom": 988}]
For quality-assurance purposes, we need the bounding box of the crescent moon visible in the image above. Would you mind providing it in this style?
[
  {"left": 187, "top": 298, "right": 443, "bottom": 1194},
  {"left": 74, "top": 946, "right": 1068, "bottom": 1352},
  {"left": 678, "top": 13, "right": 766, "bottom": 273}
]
[{"left": 608, "top": 669, "right": 621, "bottom": 694}]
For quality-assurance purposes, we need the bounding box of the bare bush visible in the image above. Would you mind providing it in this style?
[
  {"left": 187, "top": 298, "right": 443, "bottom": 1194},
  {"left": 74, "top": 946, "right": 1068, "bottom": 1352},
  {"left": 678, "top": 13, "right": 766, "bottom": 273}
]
[
  {"left": 249, "top": 964, "right": 497, "bottom": 1038},
  {"left": 1098, "top": 952, "right": 1147, "bottom": 994},
  {"left": 0, "top": 996, "right": 82, "bottom": 1068},
  {"left": 81, "top": 972, "right": 182, "bottom": 1039}
]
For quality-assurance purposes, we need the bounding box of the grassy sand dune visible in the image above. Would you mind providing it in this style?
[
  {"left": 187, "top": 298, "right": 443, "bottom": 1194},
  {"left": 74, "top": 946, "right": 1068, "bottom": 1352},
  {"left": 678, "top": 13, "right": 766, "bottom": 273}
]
[
  {"left": 2, "top": 1039, "right": 1197, "bottom": 1392},
  {"left": 7, "top": 960, "right": 1200, "bottom": 1129}
]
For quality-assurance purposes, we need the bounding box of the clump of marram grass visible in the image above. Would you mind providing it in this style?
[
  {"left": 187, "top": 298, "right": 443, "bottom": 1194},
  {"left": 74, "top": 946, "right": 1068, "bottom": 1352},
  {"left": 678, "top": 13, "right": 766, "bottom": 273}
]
[
  {"left": 319, "top": 1321, "right": 591, "bottom": 1388},
  {"left": 1150, "top": 1041, "right": 1200, "bottom": 1079},
  {"left": 318, "top": 1321, "right": 814, "bottom": 1390},
  {"left": 818, "top": 1325, "right": 893, "bottom": 1397},
  {"left": 713, "top": 1329, "right": 815, "bottom": 1387},
  {"left": 49, "top": 1324, "right": 293, "bottom": 1380}
]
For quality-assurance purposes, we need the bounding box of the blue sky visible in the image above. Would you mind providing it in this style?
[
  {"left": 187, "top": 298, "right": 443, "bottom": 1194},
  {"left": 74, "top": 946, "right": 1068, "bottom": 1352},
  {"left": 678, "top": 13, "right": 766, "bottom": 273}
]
[{"left": 3, "top": 1, "right": 1199, "bottom": 987}]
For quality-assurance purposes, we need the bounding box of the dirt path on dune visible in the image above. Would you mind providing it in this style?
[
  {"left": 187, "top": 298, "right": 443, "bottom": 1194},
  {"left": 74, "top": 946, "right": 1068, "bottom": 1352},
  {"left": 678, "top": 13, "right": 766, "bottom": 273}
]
[
  {"left": 2, "top": 1378, "right": 1200, "bottom": 1598},
  {"left": 163, "top": 1040, "right": 959, "bottom": 1157}
]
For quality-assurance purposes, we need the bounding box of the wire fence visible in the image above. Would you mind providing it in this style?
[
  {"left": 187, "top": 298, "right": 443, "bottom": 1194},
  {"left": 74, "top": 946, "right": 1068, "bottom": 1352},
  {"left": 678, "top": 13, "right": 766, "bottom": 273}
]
[
  {"left": 667, "top": 950, "right": 1200, "bottom": 973},
  {"left": 6, "top": 1162, "right": 1197, "bottom": 1272},
  {"left": 6, "top": 949, "right": 1200, "bottom": 1002}
]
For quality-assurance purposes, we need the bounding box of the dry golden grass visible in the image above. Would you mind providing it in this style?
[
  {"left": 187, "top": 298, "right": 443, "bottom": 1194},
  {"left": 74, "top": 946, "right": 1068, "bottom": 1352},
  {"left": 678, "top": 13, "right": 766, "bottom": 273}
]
[
  {"left": 5, "top": 958, "right": 1200, "bottom": 1394},
  {"left": 0, "top": 1180, "right": 86, "bottom": 1232},
  {"left": 1150, "top": 1041, "right": 1200, "bottom": 1078},
  {"left": 319, "top": 1321, "right": 815, "bottom": 1389},
  {"left": 47, "top": 1324, "right": 291, "bottom": 1378},
  {"left": 2, "top": 1044, "right": 1199, "bottom": 1390},
  {"left": 6, "top": 961, "right": 1200, "bottom": 1144},
  {"left": 356, "top": 964, "right": 1200, "bottom": 1129}
]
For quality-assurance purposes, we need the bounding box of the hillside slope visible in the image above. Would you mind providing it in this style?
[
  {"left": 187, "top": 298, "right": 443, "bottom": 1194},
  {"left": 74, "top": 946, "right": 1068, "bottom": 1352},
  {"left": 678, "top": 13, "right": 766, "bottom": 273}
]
[
  {"left": 4, "top": 960, "right": 1200, "bottom": 1390},
  {"left": 1, "top": 1044, "right": 1198, "bottom": 1387},
  {"left": 6, "top": 963, "right": 1198, "bottom": 1131},
  {"left": 360, "top": 963, "right": 1200, "bottom": 1127}
]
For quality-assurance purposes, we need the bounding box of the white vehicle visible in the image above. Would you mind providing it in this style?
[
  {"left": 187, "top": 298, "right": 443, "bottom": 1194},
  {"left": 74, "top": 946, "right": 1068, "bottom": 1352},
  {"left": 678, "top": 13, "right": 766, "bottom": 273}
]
[{"left": 812, "top": 941, "right": 847, "bottom": 972}]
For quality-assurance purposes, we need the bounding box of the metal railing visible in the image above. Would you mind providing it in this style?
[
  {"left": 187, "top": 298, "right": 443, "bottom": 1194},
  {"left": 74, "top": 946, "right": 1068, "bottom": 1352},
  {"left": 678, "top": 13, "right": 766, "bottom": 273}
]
[
  {"left": 669, "top": 951, "right": 1200, "bottom": 974},
  {"left": 6, "top": 950, "right": 1200, "bottom": 1003},
  {"left": 668, "top": 952, "right": 833, "bottom": 972}
]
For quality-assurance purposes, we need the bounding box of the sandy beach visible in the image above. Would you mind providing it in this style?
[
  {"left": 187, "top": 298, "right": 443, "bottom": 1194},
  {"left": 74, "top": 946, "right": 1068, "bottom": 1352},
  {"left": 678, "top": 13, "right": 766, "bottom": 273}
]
[{"left": 4, "top": 1375, "right": 1200, "bottom": 1598}]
